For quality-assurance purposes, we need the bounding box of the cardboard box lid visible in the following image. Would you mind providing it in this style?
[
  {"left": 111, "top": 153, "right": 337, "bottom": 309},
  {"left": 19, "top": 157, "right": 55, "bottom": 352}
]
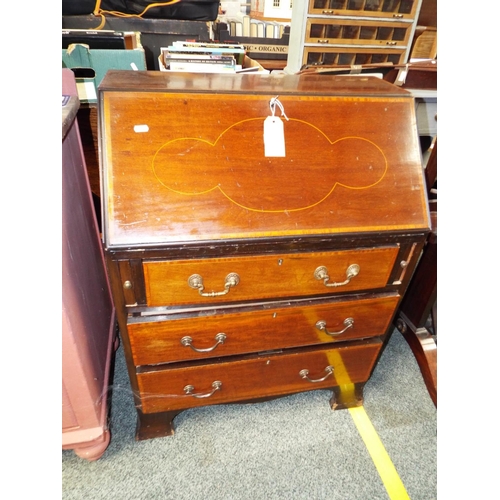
[{"left": 62, "top": 43, "right": 146, "bottom": 102}]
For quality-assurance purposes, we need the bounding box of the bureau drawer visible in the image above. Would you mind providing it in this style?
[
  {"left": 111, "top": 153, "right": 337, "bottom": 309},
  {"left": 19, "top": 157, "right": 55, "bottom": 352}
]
[
  {"left": 143, "top": 247, "right": 399, "bottom": 307},
  {"left": 136, "top": 340, "right": 382, "bottom": 413},
  {"left": 128, "top": 294, "right": 398, "bottom": 366}
]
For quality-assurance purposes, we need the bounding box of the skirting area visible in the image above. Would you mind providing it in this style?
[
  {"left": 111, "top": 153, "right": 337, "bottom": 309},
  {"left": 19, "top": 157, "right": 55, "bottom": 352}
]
[{"left": 62, "top": 328, "right": 437, "bottom": 500}]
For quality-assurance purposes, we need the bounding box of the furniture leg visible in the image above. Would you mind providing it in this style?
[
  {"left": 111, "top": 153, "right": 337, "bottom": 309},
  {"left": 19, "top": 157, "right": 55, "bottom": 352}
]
[
  {"left": 136, "top": 409, "right": 183, "bottom": 440},
  {"left": 330, "top": 383, "right": 365, "bottom": 410},
  {"left": 73, "top": 430, "right": 111, "bottom": 461}
]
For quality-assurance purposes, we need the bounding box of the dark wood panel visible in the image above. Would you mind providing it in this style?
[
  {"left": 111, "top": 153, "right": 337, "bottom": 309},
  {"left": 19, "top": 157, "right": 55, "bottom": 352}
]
[
  {"left": 76, "top": 105, "right": 100, "bottom": 197},
  {"left": 99, "top": 70, "right": 413, "bottom": 95},
  {"left": 417, "top": 0, "right": 437, "bottom": 27}
]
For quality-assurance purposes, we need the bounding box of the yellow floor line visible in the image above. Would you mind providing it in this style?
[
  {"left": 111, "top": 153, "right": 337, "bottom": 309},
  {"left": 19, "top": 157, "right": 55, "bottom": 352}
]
[
  {"left": 326, "top": 349, "right": 410, "bottom": 499},
  {"left": 349, "top": 405, "right": 411, "bottom": 500}
]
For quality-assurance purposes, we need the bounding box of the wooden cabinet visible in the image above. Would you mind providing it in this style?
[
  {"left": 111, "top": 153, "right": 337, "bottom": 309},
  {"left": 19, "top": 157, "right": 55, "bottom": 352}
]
[
  {"left": 62, "top": 69, "right": 116, "bottom": 460},
  {"left": 98, "top": 71, "right": 430, "bottom": 440},
  {"left": 286, "top": 0, "right": 423, "bottom": 73}
]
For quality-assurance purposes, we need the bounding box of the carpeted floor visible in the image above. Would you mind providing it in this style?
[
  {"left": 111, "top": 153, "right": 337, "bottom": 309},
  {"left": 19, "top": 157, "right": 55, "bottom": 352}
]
[{"left": 62, "top": 328, "right": 437, "bottom": 500}]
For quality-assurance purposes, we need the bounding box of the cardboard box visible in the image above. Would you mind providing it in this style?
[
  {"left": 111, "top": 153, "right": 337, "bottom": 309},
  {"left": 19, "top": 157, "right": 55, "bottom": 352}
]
[
  {"left": 62, "top": 16, "right": 212, "bottom": 70},
  {"left": 213, "top": 22, "right": 290, "bottom": 61},
  {"left": 62, "top": 41, "right": 146, "bottom": 103},
  {"left": 158, "top": 54, "right": 269, "bottom": 74}
]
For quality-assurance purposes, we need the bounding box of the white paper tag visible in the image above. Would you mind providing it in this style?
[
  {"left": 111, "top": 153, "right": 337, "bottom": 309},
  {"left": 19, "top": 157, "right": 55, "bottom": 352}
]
[
  {"left": 76, "top": 80, "right": 97, "bottom": 102},
  {"left": 133, "top": 124, "right": 149, "bottom": 133},
  {"left": 395, "top": 66, "right": 408, "bottom": 86},
  {"left": 264, "top": 116, "right": 286, "bottom": 157}
]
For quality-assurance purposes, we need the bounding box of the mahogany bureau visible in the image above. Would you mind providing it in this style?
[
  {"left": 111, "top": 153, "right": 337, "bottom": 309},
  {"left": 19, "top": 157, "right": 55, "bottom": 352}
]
[{"left": 98, "top": 71, "right": 430, "bottom": 440}]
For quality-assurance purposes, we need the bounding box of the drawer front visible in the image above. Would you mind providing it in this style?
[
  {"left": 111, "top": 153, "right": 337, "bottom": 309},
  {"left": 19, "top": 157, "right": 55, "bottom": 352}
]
[
  {"left": 128, "top": 294, "right": 398, "bottom": 365},
  {"left": 143, "top": 246, "right": 399, "bottom": 307},
  {"left": 305, "top": 19, "right": 412, "bottom": 46},
  {"left": 303, "top": 46, "right": 406, "bottom": 67},
  {"left": 308, "top": 0, "right": 419, "bottom": 20},
  {"left": 137, "top": 341, "right": 382, "bottom": 413}
]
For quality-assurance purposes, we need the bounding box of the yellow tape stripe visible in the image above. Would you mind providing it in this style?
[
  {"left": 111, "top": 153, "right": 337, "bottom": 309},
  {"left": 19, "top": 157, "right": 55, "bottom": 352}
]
[
  {"left": 325, "top": 349, "right": 409, "bottom": 499},
  {"left": 349, "top": 406, "right": 411, "bottom": 500}
]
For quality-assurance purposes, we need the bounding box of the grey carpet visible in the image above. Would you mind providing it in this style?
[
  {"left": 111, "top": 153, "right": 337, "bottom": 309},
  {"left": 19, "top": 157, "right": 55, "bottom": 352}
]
[{"left": 62, "top": 329, "right": 437, "bottom": 499}]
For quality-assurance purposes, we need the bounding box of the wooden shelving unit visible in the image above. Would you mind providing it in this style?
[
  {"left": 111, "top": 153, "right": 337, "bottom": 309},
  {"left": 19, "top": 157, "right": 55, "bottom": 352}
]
[{"left": 285, "top": 0, "right": 423, "bottom": 74}]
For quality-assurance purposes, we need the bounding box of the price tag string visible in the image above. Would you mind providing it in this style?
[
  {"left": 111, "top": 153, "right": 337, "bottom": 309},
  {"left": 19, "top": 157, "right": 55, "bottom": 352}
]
[{"left": 269, "top": 96, "right": 289, "bottom": 121}]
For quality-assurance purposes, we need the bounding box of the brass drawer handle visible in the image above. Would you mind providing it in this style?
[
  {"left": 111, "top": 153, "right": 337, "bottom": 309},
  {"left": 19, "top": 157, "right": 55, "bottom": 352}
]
[
  {"left": 184, "top": 381, "right": 222, "bottom": 399},
  {"left": 314, "top": 264, "right": 360, "bottom": 287},
  {"left": 386, "top": 41, "right": 397, "bottom": 46},
  {"left": 316, "top": 317, "right": 354, "bottom": 336},
  {"left": 318, "top": 39, "right": 330, "bottom": 44},
  {"left": 188, "top": 272, "right": 240, "bottom": 297},
  {"left": 299, "top": 366, "right": 334, "bottom": 383},
  {"left": 180, "top": 333, "right": 227, "bottom": 353}
]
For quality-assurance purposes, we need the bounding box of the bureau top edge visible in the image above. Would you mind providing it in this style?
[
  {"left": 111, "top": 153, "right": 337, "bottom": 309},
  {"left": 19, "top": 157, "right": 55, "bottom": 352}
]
[
  {"left": 97, "top": 70, "right": 413, "bottom": 99},
  {"left": 103, "top": 229, "right": 430, "bottom": 253}
]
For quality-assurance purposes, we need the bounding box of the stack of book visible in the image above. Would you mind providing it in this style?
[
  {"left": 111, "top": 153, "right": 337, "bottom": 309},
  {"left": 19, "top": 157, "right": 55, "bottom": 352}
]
[
  {"left": 160, "top": 41, "right": 264, "bottom": 73},
  {"left": 216, "top": 15, "right": 290, "bottom": 39}
]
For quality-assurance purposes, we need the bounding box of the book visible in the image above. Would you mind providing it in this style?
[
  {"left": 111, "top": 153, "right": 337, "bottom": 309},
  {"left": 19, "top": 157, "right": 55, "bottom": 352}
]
[
  {"left": 265, "top": 22, "right": 275, "bottom": 39},
  {"left": 164, "top": 53, "right": 236, "bottom": 62},
  {"left": 170, "top": 41, "right": 246, "bottom": 65},
  {"left": 163, "top": 53, "right": 236, "bottom": 70},
  {"left": 229, "top": 21, "right": 237, "bottom": 37},
  {"left": 172, "top": 41, "right": 245, "bottom": 51},
  {"left": 242, "top": 15, "right": 251, "bottom": 37},
  {"left": 250, "top": 20, "right": 259, "bottom": 37},
  {"left": 168, "top": 62, "right": 238, "bottom": 73},
  {"left": 256, "top": 21, "right": 265, "bottom": 38},
  {"left": 164, "top": 55, "right": 236, "bottom": 64}
]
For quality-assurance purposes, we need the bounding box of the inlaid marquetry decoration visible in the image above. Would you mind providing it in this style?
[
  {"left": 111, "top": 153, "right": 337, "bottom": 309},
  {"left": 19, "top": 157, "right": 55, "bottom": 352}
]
[
  {"left": 151, "top": 117, "right": 388, "bottom": 213},
  {"left": 102, "top": 87, "right": 428, "bottom": 247}
]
